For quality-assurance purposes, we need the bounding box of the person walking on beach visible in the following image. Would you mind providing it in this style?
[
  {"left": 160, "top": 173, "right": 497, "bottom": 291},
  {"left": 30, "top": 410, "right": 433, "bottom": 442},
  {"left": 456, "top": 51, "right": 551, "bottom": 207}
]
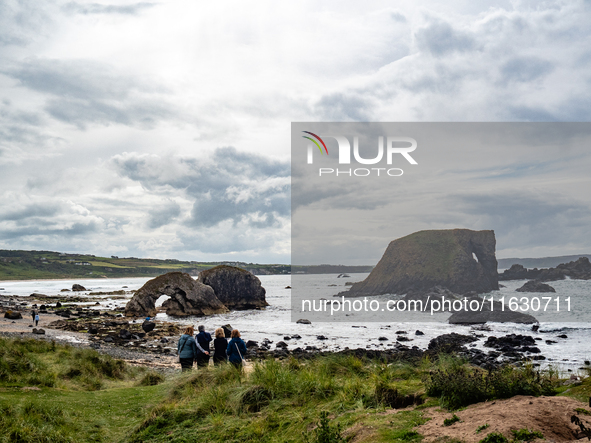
[
  {"left": 177, "top": 326, "right": 198, "bottom": 371},
  {"left": 195, "top": 325, "right": 212, "bottom": 368},
  {"left": 212, "top": 328, "right": 228, "bottom": 365},
  {"left": 34, "top": 313, "right": 39, "bottom": 327},
  {"left": 227, "top": 329, "right": 247, "bottom": 370},
  {"left": 31, "top": 310, "right": 36, "bottom": 322}
]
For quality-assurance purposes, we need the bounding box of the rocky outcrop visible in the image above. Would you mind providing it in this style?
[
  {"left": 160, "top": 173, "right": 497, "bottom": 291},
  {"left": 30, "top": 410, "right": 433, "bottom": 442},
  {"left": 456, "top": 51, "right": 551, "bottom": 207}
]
[
  {"left": 516, "top": 280, "right": 556, "bottom": 293},
  {"left": 124, "top": 272, "right": 228, "bottom": 317},
  {"left": 199, "top": 265, "right": 268, "bottom": 310},
  {"left": 536, "top": 257, "right": 591, "bottom": 282},
  {"left": 499, "top": 257, "right": 591, "bottom": 282},
  {"left": 342, "top": 229, "right": 499, "bottom": 297},
  {"left": 72, "top": 284, "right": 86, "bottom": 291},
  {"left": 498, "top": 264, "right": 542, "bottom": 281}
]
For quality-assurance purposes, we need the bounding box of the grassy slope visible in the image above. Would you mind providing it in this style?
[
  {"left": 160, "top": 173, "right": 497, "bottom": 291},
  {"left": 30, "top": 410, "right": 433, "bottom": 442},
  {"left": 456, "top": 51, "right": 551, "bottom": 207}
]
[
  {"left": 0, "top": 249, "right": 290, "bottom": 280},
  {"left": 1, "top": 337, "right": 588, "bottom": 443}
]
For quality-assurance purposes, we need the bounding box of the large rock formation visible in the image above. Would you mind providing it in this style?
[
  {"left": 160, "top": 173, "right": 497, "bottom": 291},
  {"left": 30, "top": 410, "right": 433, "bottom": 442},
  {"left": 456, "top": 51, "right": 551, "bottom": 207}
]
[
  {"left": 199, "top": 265, "right": 268, "bottom": 310},
  {"left": 124, "top": 272, "right": 228, "bottom": 317},
  {"left": 342, "top": 229, "right": 499, "bottom": 297}
]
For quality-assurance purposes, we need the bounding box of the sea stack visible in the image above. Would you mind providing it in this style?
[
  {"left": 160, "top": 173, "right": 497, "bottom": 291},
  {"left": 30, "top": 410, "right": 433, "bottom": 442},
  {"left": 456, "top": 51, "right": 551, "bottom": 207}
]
[
  {"left": 199, "top": 265, "right": 269, "bottom": 310},
  {"left": 342, "top": 229, "right": 499, "bottom": 297},
  {"left": 124, "top": 272, "right": 228, "bottom": 317}
]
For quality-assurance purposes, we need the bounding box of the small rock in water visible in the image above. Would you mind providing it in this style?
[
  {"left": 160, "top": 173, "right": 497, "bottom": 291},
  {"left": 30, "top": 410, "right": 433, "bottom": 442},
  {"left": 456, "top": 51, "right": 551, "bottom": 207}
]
[
  {"left": 72, "top": 284, "right": 86, "bottom": 291},
  {"left": 317, "top": 335, "right": 327, "bottom": 340},
  {"left": 557, "top": 334, "right": 568, "bottom": 339},
  {"left": 296, "top": 319, "right": 311, "bottom": 325},
  {"left": 415, "top": 330, "right": 424, "bottom": 335},
  {"left": 276, "top": 341, "right": 288, "bottom": 348},
  {"left": 283, "top": 336, "right": 291, "bottom": 340},
  {"left": 378, "top": 336, "right": 388, "bottom": 341}
]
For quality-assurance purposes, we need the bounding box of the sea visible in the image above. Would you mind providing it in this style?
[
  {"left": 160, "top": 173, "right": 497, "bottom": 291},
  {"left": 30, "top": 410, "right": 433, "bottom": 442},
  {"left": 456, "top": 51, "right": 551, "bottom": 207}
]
[{"left": 1, "top": 273, "right": 590, "bottom": 373}]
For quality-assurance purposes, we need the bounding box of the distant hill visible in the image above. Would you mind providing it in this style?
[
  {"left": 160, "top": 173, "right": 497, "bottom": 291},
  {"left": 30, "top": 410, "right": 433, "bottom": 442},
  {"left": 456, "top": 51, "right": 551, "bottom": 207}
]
[
  {"left": 497, "top": 255, "right": 591, "bottom": 269},
  {"left": 0, "top": 249, "right": 290, "bottom": 281}
]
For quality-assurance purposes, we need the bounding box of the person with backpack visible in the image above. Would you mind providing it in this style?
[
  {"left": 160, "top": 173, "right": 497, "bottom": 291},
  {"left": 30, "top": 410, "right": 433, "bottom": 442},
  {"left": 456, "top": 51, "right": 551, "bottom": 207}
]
[
  {"left": 227, "top": 329, "right": 247, "bottom": 370},
  {"left": 34, "top": 313, "right": 40, "bottom": 326},
  {"left": 177, "top": 326, "right": 198, "bottom": 371},
  {"left": 212, "top": 328, "right": 228, "bottom": 365},
  {"left": 195, "top": 325, "right": 212, "bottom": 368}
]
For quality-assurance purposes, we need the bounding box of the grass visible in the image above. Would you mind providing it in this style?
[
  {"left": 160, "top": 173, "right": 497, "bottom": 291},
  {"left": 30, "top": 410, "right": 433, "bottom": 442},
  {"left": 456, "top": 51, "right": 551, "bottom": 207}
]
[
  {"left": 510, "top": 429, "right": 543, "bottom": 441},
  {"left": 0, "top": 338, "right": 584, "bottom": 443}
]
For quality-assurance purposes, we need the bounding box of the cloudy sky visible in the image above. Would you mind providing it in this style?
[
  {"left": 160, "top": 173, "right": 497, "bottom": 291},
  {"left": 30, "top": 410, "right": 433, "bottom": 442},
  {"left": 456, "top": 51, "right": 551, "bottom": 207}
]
[{"left": 1, "top": 0, "right": 590, "bottom": 264}]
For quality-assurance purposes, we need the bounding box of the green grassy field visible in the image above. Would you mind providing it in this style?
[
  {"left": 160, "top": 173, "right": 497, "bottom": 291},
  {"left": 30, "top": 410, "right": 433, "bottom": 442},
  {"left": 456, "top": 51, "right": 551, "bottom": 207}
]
[
  {"left": 0, "top": 249, "right": 291, "bottom": 280},
  {"left": 2, "top": 336, "right": 587, "bottom": 443}
]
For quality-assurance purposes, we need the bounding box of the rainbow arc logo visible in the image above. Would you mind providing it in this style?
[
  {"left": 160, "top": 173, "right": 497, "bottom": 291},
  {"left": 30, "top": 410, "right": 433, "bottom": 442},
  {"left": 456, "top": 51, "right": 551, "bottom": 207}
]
[{"left": 302, "top": 131, "right": 328, "bottom": 155}]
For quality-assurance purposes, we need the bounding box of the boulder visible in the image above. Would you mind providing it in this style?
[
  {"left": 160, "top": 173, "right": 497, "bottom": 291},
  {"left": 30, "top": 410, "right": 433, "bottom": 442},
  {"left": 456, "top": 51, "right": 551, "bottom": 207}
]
[
  {"left": 221, "top": 324, "right": 233, "bottom": 338},
  {"left": 142, "top": 321, "right": 156, "bottom": 333},
  {"left": 198, "top": 265, "right": 268, "bottom": 310},
  {"left": 428, "top": 333, "right": 478, "bottom": 353},
  {"left": 341, "top": 229, "right": 499, "bottom": 297},
  {"left": 4, "top": 311, "right": 22, "bottom": 319},
  {"left": 72, "top": 284, "right": 86, "bottom": 291},
  {"left": 448, "top": 300, "right": 538, "bottom": 324},
  {"left": 124, "top": 272, "right": 228, "bottom": 317},
  {"left": 32, "top": 328, "right": 45, "bottom": 335},
  {"left": 516, "top": 280, "right": 556, "bottom": 293},
  {"left": 296, "top": 319, "right": 311, "bottom": 325},
  {"left": 88, "top": 327, "right": 98, "bottom": 334},
  {"left": 119, "top": 329, "right": 132, "bottom": 340}
]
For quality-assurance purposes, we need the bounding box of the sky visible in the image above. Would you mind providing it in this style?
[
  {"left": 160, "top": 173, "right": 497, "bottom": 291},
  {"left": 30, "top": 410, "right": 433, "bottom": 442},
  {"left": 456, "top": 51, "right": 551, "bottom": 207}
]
[{"left": 1, "top": 0, "right": 591, "bottom": 264}]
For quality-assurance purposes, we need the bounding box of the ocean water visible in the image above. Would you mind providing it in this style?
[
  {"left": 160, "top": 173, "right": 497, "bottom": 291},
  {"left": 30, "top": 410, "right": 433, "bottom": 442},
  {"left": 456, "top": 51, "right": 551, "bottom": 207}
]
[{"left": 2, "top": 274, "right": 590, "bottom": 371}]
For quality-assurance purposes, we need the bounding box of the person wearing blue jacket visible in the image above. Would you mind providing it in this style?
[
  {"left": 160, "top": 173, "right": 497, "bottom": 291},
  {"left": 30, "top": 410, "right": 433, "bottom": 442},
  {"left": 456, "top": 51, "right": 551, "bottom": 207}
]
[
  {"left": 195, "top": 325, "right": 212, "bottom": 368},
  {"left": 226, "top": 329, "right": 247, "bottom": 369},
  {"left": 177, "top": 326, "right": 198, "bottom": 371}
]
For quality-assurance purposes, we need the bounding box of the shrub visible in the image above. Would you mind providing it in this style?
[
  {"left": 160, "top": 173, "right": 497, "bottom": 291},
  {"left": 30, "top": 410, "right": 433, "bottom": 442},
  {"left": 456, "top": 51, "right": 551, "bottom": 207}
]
[
  {"left": 138, "top": 371, "right": 165, "bottom": 386},
  {"left": 476, "top": 424, "right": 490, "bottom": 433},
  {"left": 479, "top": 432, "right": 508, "bottom": 443},
  {"left": 426, "top": 359, "right": 558, "bottom": 410},
  {"left": 511, "top": 429, "right": 543, "bottom": 441},
  {"left": 443, "top": 414, "right": 460, "bottom": 426},
  {"left": 303, "top": 411, "right": 346, "bottom": 443}
]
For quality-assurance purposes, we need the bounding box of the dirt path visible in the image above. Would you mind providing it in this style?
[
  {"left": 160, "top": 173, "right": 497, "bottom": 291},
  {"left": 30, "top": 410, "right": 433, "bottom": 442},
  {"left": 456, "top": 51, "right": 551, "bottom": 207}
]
[{"left": 416, "top": 395, "right": 590, "bottom": 443}]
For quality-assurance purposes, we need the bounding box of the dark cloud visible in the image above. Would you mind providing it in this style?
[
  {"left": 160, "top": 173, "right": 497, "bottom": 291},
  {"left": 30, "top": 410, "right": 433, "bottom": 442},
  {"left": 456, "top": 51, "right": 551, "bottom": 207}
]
[
  {"left": 0, "top": 222, "right": 99, "bottom": 240},
  {"left": 61, "top": 2, "right": 156, "bottom": 15},
  {"left": 112, "top": 147, "right": 290, "bottom": 229},
  {"left": 0, "top": 203, "right": 61, "bottom": 221},
  {"left": 147, "top": 200, "right": 181, "bottom": 229},
  {"left": 415, "top": 21, "right": 476, "bottom": 56},
  {"left": 3, "top": 58, "right": 175, "bottom": 129},
  {"left": 500, "top": 57, "right": 554, "bottom": 83}
]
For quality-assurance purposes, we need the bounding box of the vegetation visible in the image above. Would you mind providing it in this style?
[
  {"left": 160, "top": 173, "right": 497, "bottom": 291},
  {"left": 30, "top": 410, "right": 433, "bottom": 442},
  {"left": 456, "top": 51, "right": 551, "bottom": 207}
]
[
  {"left": 425, "top": 356, "right": 559, "bottom": 410},
  {"left": 443, "top": 414, "right": 460, "bottom": 426},
  {"left": 479, "top": 432, "right": 509, "bottom": 443},
  {"left": 0, "top": 339, "right": 580, "bottom": 443},
  {"left": 476, "top": 424, "right": 490, "bottom": 433},
  {"left": 0, "top": 249, "right": 290, "bottom": 280},
  {"left": 510, "top": 429, "right": 543, "bottom": 441}
]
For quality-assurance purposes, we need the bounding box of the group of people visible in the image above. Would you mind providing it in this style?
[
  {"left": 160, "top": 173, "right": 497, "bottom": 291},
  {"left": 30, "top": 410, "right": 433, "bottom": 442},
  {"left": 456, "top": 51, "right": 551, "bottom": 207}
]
[
  {"left": 177, "top": 325, "right": 247, "bottom": 371},
  {"left": 30, "top": 310, "right": 40, "bottom": 326}
]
